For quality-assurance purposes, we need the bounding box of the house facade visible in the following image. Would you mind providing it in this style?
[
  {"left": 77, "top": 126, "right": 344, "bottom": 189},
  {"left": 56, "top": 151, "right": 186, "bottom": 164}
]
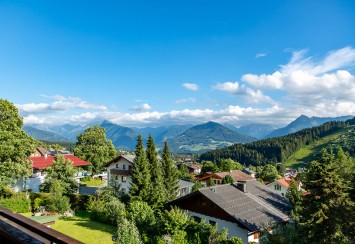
[
  {"left": 170, "top": 180, "right": 292, "bottom": 243},
  {"left": 13, "top": 154, "right": 90, "bottom": 192},
  {"left": 266, "top": 178, "right": 302, "bottom": 197},
  {"left": 104, "top": 154, "right": 135, "bottom": 194}
]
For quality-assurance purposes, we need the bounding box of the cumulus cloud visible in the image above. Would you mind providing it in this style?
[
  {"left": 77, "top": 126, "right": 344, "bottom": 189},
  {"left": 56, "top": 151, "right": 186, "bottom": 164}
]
[
  {"left": 182, "top": 83, "right": 199, "bottom": 91},
  {"left": 213, "top": 81, "right": 239, "bottom": 93},
  {"left": 16, "top": 95, "right": 107, "bottom": 114},
  {"left": 213, "top": 81, "right": 275, "bottom": 105},
  {"left": 130, "top": 103, "right": 152, "bottom": 111},
  {"left": 242, "top": 46, "right": 355, "bottom": 106}
]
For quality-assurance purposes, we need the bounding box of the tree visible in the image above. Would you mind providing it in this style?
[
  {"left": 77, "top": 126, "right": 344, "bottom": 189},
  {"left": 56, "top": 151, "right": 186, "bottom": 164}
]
[
  {"left": 115, "top": 216, "right": 143, "bottom": 244},
  {"left": 220, "top": 158, "right": 243, "bottom": 171},
  {"left": 259, "top": 164, "right": 278, "bottom": 182},
  {"left": 0, "top": 99, "right": 35, "bottom": 189},
  {"left": 130, "top": 135, "right": 151, "bottom": 202},
  {"left": 207, "top": 178, "right": 215, "bottom": 186},
  {"left": 296, "top": 149, "right": 355, "bottom": 243},
  {"left": 201, "top": 161, "right": 219, "bottom": 173},
  {"left": 222, "top": 175, "right": 234, "bottom": 184},
  {"left": 286, "top": 178, "right": 302, "bottom": 221},
  {"left": 74, "top": 125, "right": 116, "bottom": 175},
  {"left": 128, "top": 201, "right": 156, "bottom": 242},
  {"left": 192, "top": 181, "right": 203, "bottom": 192},
  {"left": 40, "top": 154, "right": 78, "bottom": 194},
  {"left": 146, "top": 135, "right": 165, "bottom": 208},
  {"left": 48, "top": 179, "right": 71, "bottom": 214},
  {"left": 161, "top": 142, "right": 179, "bottom": 201}
]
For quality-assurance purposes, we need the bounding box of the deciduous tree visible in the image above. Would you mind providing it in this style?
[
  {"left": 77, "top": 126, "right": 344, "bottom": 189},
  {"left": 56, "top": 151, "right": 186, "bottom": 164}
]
[
  {"left": 259, "top": 164, "right": 278, "bottom": 182},
  {"left": 0, "top": 99, "right": 34, "bottom": 189},
  {"left": 74, "top": 126, "right": 116, "bottom": 175}
]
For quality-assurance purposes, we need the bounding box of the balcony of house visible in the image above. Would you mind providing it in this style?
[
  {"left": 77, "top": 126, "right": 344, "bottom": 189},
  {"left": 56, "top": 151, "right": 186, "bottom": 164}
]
[{"left": 0, "top": 206, "right": 82, "bottom": 244}]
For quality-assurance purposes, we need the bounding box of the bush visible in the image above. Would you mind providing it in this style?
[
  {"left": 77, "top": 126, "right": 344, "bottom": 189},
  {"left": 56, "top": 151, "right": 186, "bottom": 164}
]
[
  {"left": 0, "top": 197, "right": 31, "bottom": 213},
  {"left": 69, "top": 194, "right": 89, "bottom": 211}
]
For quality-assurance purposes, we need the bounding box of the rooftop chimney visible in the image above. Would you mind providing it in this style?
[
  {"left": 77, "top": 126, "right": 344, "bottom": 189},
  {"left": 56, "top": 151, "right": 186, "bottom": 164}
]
[{"left": 236, "top": 181, "right": 247, "bottom": 193}]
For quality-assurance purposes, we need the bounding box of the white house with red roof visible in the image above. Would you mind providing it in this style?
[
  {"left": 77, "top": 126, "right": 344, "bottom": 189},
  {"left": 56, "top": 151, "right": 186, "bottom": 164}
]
[
  {"left": 266, "top": 177, "right": 302, "bottom": 197},
  {"left": 13, "top": 153, "right": 90, "bottom": 192}
]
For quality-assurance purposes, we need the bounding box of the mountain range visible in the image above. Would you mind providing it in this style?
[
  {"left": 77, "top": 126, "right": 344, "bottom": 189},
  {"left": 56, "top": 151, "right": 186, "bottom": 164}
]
[{"left": 24, "top": 115, "right": 354, "bottom": 153}]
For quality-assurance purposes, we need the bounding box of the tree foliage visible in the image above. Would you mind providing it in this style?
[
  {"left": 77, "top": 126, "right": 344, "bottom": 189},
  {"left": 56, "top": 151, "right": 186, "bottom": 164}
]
[
  {"left": 74, "top": 125, "right": 116, "bottom": 175},
  {"left": 222, "top": 175, "right": 234, "bottom": 184},
  {"left": 200, "top": 121, "right": 348, "bottom": 166},
  {"left": 0, "top": 99, "right": 35, "bottom": 187},
  {"left": 201, "top": 161, "right": 219, "bottom": 173},
  {"left": 48, "top": 179, "right": 71, "bottom": 214},
  {"left": 146, "top": 135, "right": 165, "bottom": 208},
  {"left": 115, "top": 216, "right": 143, "bottom": 244},
  {"left": 130, "top": 135, "right": 151, "bottom": 202},
  {"left": 40, "top": 154, "right": 78, "bottom": 194},
  {"left": 161, "top": 142, "right": 179, "bottom": 202},
  {"left": 220, "top": 158, "right": 243, "bottom": 171},
  {"left": 296, "top": 149, "right": 355, "bottom": 243},
  {"left": 259, "top": 164, "right": 279, "bottom": 182}
]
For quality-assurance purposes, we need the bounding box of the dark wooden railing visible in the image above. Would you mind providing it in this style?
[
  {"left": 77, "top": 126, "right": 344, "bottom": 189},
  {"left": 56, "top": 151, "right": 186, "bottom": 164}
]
[{"left": 0, "top": 206, "right": 83, "bottom": 244}]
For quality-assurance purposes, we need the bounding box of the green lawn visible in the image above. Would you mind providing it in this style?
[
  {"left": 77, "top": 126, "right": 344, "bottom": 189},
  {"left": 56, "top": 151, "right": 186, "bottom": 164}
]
[
  {"left": 81, "top": 178, "right": 105, "bottom": 187},
  {"left": 51, "top": 214, "right": 116, "bottom": 244}
]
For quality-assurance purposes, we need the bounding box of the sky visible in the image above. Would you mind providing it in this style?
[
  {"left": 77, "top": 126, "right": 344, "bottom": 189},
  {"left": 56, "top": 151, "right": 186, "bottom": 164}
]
[{"left": 1, "top": 0, "right": 355, "bottom": 127}]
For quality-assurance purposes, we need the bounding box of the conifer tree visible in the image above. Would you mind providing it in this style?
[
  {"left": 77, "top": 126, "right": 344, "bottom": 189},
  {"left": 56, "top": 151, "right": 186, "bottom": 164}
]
[
  {"left": 297, "top": 149, "right": 355, "bottom": 243},
  {"left": 130, "top": 135, "right": 151, "bottom": 202},
  {"left": 146, "top": 135, "right": 165, "bottom": 208},
  {"left": 161, "top": 142, "right": 179, "bottom": 201}
]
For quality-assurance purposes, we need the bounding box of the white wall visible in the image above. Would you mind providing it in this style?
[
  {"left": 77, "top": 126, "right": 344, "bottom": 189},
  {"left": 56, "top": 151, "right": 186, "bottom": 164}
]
[
  {"left": 187, "top": 210, "right": 257, "bottom": 244},
  {"left": 266, "top": 181, "right": 288, "bottom": 197},
  {"left": 106, "top": 157, "right": 133, "bottom": 193}
]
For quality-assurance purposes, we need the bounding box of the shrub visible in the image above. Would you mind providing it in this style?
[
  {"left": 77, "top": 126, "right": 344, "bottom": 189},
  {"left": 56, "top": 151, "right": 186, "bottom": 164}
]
[
  {"left": 69, "top": 194, "right": 89, "bottom": 211},
  {"left": 0, "top": 197, "right": 31, "bottom": 213}
]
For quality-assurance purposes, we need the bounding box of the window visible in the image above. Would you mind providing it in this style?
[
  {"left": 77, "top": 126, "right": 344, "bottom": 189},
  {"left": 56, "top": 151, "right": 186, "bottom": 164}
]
[
  {"left": 192, "top": 216, "right": 201, "bottom": 222},
  {"left": 116, "top": 164, "right": 119, "bottom": 168},
  {"left": 122, "top": 176, "right": 127, "bottom": 183},
  {"left": 209, "top": 220, "right": 216, "bottom": 226},
  {"left": 200, "top": 200, "right": 207, "bottom": 206},
  {"left": 274, "top": 185, "right": 277, "bottom": 190},
  {"left": 115, "top": 175, "right": 118, "bottom": 180},
  {"left": 129, "top": 165, "right": 132, "bottom": 171},
  {"left": 123, "top": 165, "right": 126, "bottom": 170}
]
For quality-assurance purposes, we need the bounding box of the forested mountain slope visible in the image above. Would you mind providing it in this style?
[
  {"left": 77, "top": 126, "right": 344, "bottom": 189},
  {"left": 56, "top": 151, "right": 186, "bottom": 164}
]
[{"left": 200, "top": 118, "right": 355, "bottom": 166}]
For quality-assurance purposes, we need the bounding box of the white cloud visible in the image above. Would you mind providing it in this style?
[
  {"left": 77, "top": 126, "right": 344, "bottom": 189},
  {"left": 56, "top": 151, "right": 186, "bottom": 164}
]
[
  {"left": 175, "top": 98, "right": 196, "bottom": 104},
  {"left": 242, "top": 46, "right": 355, "bottom": 106},
  {"left": 17, "top": 95, "right": 107, "bottom": 114},
  {"left": 213, "top": 81, "right": 239, "bottom": 93},
  {"left": 130, "top": 103, "right": 152, "bottom": 112},
  {"left": 182, "top": 83, "right": 199, "bottom": 91},
  {"left": 255, "top": 53, "right": 267, "bottom": 59}
]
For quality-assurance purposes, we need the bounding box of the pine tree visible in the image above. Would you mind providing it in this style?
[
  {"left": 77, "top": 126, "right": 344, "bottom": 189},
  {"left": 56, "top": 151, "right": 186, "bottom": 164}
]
[
  {"left": 129, "top": 135, "right": 151, "bottom": 202},
  {"left": 146, "top": 135, "right": 166, "bottom": 208},
  {"left": 286, "top": 178, "right": 302, "bottom": 221},
  {"left": 161, "top": 142, "right": 179, "bottom": 201},
  {"left": 297, "top": 149, "right": 355, "bottom": 243}
]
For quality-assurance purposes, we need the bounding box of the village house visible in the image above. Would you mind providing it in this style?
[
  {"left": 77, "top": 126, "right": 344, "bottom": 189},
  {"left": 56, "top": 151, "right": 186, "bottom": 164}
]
[
  {"left": 176, "top": 162, "right": 202, "bottom": 174},
  {"left": 169, "top": 179, "right": 292, "bottom": 243},
  {"left": 104, "top": 154, "right": 194, "bottom": 196},
  {"left": 266, "top": 177, "right": 302, "bottom": 197},
  {"left": 13, "top": 150, "right": 90, "bottom": 192}
]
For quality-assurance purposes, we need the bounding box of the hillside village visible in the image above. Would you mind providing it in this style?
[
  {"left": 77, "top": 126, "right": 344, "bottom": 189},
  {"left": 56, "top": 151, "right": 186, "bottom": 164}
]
[{"left": 0, "top": 98, "right": 354, "bottom": 243}]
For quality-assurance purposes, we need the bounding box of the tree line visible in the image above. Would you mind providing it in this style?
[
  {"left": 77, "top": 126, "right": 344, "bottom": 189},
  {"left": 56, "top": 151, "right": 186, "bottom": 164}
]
[{"left": 200, "top": 119, "right": 353, "bottom": 166}]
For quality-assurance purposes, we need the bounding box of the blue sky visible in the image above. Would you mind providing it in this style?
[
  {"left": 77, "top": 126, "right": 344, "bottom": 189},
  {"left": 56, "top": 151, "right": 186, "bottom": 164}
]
[{"left": 1, "top": 0, "right": 354, "bottom": 127}]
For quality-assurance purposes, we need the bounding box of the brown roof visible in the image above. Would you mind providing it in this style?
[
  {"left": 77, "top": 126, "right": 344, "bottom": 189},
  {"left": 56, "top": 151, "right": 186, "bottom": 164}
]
[
  {"left": 103, "top": 154, "right": 135, "bottom": 167},
  {"left": 214, "top": 170, "right": 254, "bottom": 182}
]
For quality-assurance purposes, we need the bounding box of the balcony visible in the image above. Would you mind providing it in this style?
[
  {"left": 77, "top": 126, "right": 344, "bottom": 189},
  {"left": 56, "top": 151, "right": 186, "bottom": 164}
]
[{"left": 0, "top": 206, "right": 82, "bottom": 243}]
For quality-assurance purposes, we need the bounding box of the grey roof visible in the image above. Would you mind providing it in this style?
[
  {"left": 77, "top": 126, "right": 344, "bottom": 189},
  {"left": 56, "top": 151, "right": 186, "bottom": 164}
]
[
  {"left": 196, "top": 180, "right": 291, "bottom": 231},
  {"left": 121, "top": 154, "right": 136, "bottom": 163},
  {"left": 178, "top": 179, "right": 194, "bottom": 189}
]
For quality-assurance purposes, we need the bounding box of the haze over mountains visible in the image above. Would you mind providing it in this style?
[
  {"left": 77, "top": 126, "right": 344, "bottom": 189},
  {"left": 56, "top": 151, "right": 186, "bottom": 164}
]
[{"left": 23, "top": 115, "right": 354, "bottom": 152}]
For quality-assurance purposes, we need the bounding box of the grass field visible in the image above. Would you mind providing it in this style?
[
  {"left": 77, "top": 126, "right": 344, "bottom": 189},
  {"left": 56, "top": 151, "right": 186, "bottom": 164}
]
[
  {"left": 284, "top": 125, "right": 355, "bottom": 168},
  {"left": 51, "top": 213, "right": 116, "bottom": 244},
  {"left": 81, "top": 178, "right": 105, "bottom": 187}
]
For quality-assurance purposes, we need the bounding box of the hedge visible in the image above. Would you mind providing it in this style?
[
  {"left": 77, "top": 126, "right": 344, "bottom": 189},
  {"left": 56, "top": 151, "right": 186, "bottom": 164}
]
[{"left": 0, "top": 198, "right": 31, "bottom": 213}]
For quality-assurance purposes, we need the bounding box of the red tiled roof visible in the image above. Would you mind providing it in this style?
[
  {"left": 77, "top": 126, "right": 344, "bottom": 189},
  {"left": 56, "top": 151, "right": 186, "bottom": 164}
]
[
  {"left": 31, "top": 155, "right": 90, "bottom": 170},
  {"left": 277, "top": 178, "right": 301, "bottom": 188}
]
